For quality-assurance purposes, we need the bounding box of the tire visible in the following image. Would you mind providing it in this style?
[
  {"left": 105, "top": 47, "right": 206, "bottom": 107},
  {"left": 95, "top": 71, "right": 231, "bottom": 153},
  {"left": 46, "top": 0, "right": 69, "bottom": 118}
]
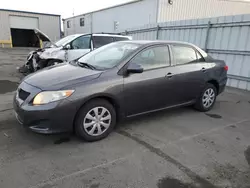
[
  {"left": 75, "top": 99, "right": 116, "bottom": 142},
  {"left": 47, "top": 60, "right": 62, "bottom": 67},
  {"left": 194, "top": 83, "right": 217, "bottom": 112}
]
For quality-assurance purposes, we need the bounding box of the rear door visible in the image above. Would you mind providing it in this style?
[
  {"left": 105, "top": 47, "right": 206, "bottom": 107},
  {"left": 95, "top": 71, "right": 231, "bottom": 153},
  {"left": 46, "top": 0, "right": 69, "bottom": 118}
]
[{"left": 169, "top": 44, "right": 207, "bottom": 103}]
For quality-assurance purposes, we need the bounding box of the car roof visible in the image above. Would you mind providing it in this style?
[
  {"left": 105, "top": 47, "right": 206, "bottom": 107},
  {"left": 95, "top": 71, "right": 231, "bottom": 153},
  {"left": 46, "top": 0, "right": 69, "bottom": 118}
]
[
  {"left": 68, "top": 34, "right": 85, "bottom": 38},
  {"left": 120, "top": 40, "right": 196, "bottom": 46},
  {"left": 118, "top": 40, "right": 208, "bottom": 58},
  {"left": 69, "top": 33, "right": 131, "bottom": 38},
  {"left": 92, "top": 33, "right": 131, "bottom": 38}
]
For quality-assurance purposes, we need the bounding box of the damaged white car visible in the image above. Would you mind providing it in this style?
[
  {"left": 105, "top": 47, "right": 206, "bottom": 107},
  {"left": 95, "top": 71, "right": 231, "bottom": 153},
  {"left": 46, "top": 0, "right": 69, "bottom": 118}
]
[{"left": 19, "top": 29, "right": 132, "bottom": 74}]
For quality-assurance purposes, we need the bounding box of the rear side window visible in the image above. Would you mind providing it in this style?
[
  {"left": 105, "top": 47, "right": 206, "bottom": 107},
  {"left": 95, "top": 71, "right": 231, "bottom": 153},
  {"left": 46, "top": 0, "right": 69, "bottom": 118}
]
[
  {"left": 93, "top": 36, "right": 114, "bottom": 48},
  {"left": 197, "top": 51, "right": 205, "bottom": 62},
  {"left": 113, "top": 37, "right": 129, "bottom": 42},
  {"left": 172, "top": 45, "right": 197, "bottom": 65}
]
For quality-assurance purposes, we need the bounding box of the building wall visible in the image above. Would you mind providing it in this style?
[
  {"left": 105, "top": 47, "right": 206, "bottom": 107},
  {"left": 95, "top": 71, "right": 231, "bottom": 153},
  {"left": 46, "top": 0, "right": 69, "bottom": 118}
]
[
  {"left": 63, "top": 0, "right": 158, "bottom": 35},
  {"left": 0, "top": 10, "right": 61, "bottom": 42},
  {"left": 92, "top": 0, "right": 158, "bottom": 33},
  {"left": 63, "top": 14, "right": 92, "bottom": 36},
  {"left": 157, "top": 0, "right": 250, "bottom": 23}
]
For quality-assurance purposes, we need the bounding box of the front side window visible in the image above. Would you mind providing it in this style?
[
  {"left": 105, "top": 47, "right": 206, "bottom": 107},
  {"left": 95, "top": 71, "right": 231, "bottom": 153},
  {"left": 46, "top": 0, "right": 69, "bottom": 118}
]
[
  {"left": 80, "top": 18, "right": 85, "bottom": 27},
  {"left": 67, "top": 21, "right": 71, "bottom": 28},
  {"left": 92, "top": 36, "right": 114, "bottom": 49},
  {"left": 71, "top": 35, "right": 91, "bottom": 49},
  {"left": 172, "top": 45, "right": 197, "bottom": 65},
  {"left": 78, "top": 42, "right": 140, "bottom": 69},
  {"left": 55, "top": 35, "right": 77, "bottom": 47},
  {"left": 130, "top": 46, "right": 170, "bottom": 70}
]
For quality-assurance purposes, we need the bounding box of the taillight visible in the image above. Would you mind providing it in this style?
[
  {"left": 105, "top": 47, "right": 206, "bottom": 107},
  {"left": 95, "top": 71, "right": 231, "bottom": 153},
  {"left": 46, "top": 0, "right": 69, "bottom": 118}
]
[{"left": 224, "top": 65, "right": 228, "bottom": 71}]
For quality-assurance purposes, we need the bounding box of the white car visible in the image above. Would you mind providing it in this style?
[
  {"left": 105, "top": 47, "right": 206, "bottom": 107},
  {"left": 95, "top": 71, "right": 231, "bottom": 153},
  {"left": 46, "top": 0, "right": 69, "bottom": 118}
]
[{"left": 22, "top": 29, "right": 132, "bottom": 72}]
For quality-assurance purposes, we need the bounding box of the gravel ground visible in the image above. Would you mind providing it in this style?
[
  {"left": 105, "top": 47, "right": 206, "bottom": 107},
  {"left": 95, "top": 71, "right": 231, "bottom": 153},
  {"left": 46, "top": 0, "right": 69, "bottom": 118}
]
[{"left": 0, "top": 48, "right": 250, "bottom": 188}]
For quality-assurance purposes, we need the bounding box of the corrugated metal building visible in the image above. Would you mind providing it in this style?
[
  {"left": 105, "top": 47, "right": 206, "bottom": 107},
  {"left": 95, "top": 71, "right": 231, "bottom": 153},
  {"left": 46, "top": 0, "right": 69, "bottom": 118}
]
[
  {"left": 63, "top": 0, "right": 158, "bottom": 35},
  {"left": 64, "top": 0, "right": 250, "bottom": 35},
  {"left": 0, "top": 9, "right": 61, "bottom": 48},
  {"left": 120, "top": 14, "right": 250, "bottom": 90},
  {"left": 157, "top": 0, "right": 250, "bottom": 22}
]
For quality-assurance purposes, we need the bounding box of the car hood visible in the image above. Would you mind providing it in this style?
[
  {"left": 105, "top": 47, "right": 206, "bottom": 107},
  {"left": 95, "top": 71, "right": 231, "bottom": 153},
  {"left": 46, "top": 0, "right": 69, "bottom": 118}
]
[
  {"left": 24, "top": 63, "right": 102, "bottom": 90},
  {"left": 34, "top": 29, "right": 58, "bottom": 48},
  {"left": 42, "top": 47, "right": 63, "bottom": 53},
  {"left": 39, "top": 47, "right": 65, "bottom": 60},
  {"left": 34, "top": 29, "right": 51, "bottom": 42}
]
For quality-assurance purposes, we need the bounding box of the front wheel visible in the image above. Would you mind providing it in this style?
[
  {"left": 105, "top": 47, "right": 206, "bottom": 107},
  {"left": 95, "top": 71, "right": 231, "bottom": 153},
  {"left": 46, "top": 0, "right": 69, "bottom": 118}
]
[
  {"left": 194, "top": 83, "right": 217, "bottom": 112},
  {"left": 75, "top": 99, "right": 116, "bottom": 142}
]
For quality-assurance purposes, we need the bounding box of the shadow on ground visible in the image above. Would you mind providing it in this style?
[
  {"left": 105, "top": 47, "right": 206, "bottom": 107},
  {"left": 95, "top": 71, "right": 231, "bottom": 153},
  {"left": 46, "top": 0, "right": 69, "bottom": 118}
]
[{"left": 0, "top": 80, "right": 18, "bottom": 94}]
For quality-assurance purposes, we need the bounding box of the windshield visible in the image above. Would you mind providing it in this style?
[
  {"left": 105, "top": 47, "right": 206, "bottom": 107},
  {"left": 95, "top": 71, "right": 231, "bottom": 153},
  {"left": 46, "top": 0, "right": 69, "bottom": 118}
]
[
  {"left": 55, "top": 35, "right": 78, "bottom": 47},
  {"left": 78, "top": 42, "right": 140, "bottom": 69}
]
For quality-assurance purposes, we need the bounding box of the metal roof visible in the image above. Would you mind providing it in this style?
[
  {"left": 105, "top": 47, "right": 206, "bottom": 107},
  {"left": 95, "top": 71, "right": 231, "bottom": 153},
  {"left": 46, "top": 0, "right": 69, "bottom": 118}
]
[
  {"left": 0, "top": 8, "right": 60, "bottom": 17},
  {"left": 64, "top": 0, "right": 142, "bottom": 20},
  {"left": 121, "top": 40, "right": 195, "bottom": 45}
]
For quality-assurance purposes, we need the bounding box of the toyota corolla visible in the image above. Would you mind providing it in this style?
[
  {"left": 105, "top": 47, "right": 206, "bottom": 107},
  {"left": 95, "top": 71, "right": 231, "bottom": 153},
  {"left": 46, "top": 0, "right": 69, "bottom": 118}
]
[{"left": 13, "top": 41, "right": 228, "bottom": 141}]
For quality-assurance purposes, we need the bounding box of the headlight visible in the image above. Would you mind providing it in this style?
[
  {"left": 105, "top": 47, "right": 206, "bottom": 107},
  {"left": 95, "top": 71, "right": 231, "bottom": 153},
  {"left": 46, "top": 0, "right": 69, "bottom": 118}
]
[{"left": 33, "top": 90, "right": 74, "bottom": 105}]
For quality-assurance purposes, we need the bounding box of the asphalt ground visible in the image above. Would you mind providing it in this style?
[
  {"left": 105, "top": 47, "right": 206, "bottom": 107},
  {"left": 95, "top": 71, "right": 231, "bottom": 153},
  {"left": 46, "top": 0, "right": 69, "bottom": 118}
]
[{"left": 0, "top": 48, "right": 250, "bottom": 188}]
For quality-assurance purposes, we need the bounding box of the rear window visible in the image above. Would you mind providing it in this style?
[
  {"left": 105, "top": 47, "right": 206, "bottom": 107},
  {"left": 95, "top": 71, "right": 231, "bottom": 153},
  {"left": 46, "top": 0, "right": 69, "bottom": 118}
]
[{"left": 92, "top": 36, "right": 114, "bottom": 49}]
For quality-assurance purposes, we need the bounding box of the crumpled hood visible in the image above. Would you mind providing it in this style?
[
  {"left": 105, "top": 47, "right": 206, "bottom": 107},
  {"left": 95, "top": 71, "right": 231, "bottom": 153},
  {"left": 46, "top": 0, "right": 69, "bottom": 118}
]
[
  {"left": 39, "top": 47, "right": 65, "bottom": 60},
  {"left": 24, "top": 63, "right": 102, "bottom": 90}
]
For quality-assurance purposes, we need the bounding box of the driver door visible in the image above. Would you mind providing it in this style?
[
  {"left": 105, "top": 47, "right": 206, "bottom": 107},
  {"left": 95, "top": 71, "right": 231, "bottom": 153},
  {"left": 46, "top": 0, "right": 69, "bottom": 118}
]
[
  {"left": 67, "top": 35, "right": 92, "bottom": 61},
  {"left": 123, "top": 45, "right": 176, "bottom": 116}
]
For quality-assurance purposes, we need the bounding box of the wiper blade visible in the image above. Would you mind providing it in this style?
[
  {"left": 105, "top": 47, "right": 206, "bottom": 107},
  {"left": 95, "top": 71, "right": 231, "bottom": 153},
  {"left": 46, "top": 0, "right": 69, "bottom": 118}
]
[{"left": 77, "top": 62, "right": 96, "bottom": 70}]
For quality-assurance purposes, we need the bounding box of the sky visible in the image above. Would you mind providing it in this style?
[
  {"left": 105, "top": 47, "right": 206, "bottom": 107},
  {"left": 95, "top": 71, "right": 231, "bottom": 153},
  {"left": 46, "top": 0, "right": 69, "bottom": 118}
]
[
  {"left": 0, "top": 0, "right": 132, "bottom": 19},
  {"left": 1, "top": 0, "right": 250, "bottom": 18}
]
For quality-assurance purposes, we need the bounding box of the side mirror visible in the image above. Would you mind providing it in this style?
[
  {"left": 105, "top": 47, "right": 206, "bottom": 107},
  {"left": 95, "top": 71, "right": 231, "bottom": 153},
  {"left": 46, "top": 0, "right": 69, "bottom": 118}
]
[
  {"left": 64, "top": 44, "right": 71, "bottom": 50},
  {"left": 127, "top": 63, "right": 143, "bottom": 74}
]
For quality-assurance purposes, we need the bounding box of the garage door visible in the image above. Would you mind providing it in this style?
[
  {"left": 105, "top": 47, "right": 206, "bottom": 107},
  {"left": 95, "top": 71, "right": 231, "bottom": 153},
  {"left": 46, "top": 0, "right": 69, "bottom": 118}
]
[{"left": 9, "top": 16, "right": 39, "bottom": 29}]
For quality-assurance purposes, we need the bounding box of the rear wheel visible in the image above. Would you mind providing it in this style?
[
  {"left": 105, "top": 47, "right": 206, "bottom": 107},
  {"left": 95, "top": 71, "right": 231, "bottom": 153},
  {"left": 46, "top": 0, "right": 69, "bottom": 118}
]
[
  {"left": 75, "top": 99, "right": 116, "bottom": 142},
  {"left": 194, "top": 83, "right": 217, "bottom": 112}
]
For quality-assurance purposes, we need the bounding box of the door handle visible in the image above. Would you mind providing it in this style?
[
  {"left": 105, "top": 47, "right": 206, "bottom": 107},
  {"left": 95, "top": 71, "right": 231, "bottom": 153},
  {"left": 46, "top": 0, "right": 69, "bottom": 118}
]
[
  {"left": 201, "top": 67, "right": 206, "bottom": 72},
  {"left": 166, "top": 72, "right": 173, "bottom": 78}
]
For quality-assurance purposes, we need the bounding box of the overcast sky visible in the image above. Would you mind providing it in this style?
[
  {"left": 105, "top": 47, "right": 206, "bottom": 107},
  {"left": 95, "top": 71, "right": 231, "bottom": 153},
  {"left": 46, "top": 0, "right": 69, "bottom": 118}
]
[
  {"left": 1, "top": 0, "right": 250, "bottom": 19},
  {"left": 0, "top": 0, "right": 132, "bottom": 18}
]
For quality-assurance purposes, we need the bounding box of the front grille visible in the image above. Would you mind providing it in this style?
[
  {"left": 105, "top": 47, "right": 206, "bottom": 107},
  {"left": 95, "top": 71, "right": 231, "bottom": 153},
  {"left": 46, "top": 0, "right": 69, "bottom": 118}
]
[{"left": 18, "top": 89, "right": 30, "bottom": 101}]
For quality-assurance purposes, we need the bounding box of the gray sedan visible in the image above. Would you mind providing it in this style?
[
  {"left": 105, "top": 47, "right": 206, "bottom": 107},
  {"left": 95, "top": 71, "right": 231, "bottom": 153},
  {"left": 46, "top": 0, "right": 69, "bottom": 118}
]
[{"left": 13, "top": 41, "right": 228, "bottom": 141}]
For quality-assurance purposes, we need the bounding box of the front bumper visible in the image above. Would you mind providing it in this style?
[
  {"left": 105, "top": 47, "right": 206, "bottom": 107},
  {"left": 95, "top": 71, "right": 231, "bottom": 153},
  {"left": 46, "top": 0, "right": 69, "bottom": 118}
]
[{"left": 13, "top": 82, "right": 76, "bottom": 134}]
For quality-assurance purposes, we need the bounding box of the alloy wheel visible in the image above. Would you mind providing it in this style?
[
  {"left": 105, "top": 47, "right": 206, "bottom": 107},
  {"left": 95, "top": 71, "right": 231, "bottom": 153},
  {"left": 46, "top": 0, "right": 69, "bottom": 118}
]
[
  {"left": 202, "top": 88, "right": 215, "bottom": 108},
  {"left": 83, "top": 107, "right": 111, "bottom": 136}
]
